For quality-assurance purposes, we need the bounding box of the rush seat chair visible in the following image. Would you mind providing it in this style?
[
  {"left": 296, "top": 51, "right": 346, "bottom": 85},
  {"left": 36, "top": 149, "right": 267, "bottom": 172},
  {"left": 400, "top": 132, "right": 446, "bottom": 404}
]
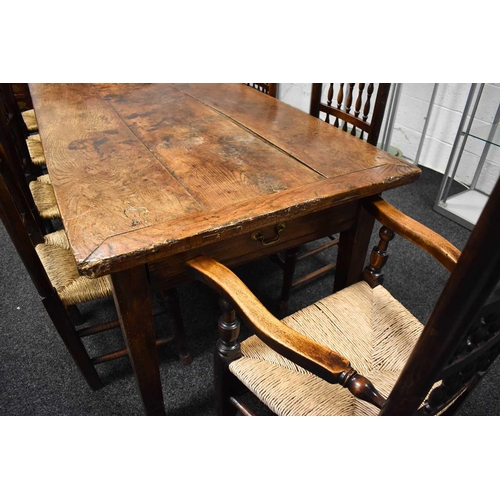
[
  {"left": 186, "top": 176, "right": 500, "bottom": 416},
  {"left": 0, "top": 109, "right": 192, "bottom": 392},
  {"left": 0, "top": 83, "right": 60, "bottom": 222}
]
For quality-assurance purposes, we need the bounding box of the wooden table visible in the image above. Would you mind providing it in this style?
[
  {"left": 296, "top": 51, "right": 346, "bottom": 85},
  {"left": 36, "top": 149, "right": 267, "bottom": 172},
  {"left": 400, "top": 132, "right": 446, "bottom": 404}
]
[{"left": 29, "top": 83, "right": 421, "bottom": 415}]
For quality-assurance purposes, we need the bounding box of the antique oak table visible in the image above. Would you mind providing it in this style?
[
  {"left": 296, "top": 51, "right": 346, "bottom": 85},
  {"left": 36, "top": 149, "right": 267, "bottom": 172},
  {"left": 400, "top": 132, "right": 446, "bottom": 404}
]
[{"left": 29, "top": 83, "right": 421, "bottom": 415}]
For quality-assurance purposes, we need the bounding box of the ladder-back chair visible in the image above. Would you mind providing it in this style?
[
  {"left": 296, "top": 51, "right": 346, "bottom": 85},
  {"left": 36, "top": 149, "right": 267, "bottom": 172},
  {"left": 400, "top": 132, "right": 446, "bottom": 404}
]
[
  {"left": 186, "top": 176, "right": 500, "bottom": 416},
  {"left": 276, "top": 83, "right": 391, "bottom": 313},
  {"left": 0, "top": 131, "right": 192, "bottom": 392},
  {"left": 0, "top": 83, "right": 59, "bottom": 223},
  {"left": 245, "top": 83, "right": 278, "bottom": 98},
  {"left": 5, "top": 83, "right": 45, "bottom": 164}
]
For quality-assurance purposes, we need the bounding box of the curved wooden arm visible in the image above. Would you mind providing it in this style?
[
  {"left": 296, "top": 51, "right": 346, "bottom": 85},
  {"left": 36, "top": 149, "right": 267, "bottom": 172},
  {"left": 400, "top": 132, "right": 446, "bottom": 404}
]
[
  {"left": 187, "top": 256, "right": 385, "bottom": 408},
  {"left": 363, "top": 196, "right": 461, "bottom": 272},
  {"left": 187, "top": 256, "right": 350, "bottom": 383}
]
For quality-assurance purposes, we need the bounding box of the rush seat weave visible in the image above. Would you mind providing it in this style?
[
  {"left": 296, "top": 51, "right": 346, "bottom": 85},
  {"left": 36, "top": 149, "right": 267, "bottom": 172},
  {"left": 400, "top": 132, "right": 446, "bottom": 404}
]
[
  {"left": 21, "top": 109, "right": 39, "bottom": 133},
  {"left": 36, "top": 230, "right": 112, "bottom": 306},
  {"left": 29, "top": 173, "right": 61, "bottom": 219},
  {"left": 229, "top": 281, "right": 425, "bottom": 416},
  {"left": 26, "top": 133, "right": 46, "bottom": 166}
]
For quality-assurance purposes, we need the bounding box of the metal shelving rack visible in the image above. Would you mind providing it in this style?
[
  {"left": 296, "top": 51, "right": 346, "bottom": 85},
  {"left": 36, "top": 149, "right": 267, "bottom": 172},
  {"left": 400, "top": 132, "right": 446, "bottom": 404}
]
[{"left": 434, "top": 83, "right": 500, "bottom": 230}]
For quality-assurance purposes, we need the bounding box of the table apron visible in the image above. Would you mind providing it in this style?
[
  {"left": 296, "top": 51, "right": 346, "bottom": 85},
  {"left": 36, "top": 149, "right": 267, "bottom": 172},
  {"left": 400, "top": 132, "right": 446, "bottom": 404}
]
[{"left": 147, "top": 201, "right": 359, "bottom": 291}]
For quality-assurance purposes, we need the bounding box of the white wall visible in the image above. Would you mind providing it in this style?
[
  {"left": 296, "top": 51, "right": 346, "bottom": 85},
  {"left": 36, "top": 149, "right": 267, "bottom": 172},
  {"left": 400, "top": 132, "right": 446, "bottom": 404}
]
[{"left": 277, "top": 83, "right": 500, "bottom": 195}]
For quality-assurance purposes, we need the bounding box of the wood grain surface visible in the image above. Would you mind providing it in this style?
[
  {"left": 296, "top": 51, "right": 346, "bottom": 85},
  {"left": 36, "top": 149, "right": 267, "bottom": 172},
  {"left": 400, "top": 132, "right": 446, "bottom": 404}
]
[{"left": 29, "top": 84, "right": 421, "bottom": 277}]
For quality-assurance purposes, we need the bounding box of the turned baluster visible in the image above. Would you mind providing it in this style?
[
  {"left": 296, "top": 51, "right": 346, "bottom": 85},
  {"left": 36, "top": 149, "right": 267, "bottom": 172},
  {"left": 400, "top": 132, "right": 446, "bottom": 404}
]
[
  {"left": 467, "top": 317, "right": 488, "bottom": 349},
  {"left": 363, "top": 226, "right": 395, "bottom": 288},
  {"left": 214, "top": 297, "right": 242, "bottom": 415},
  {"left": 425, "top": 363, "right": 469, "bottom": 414},
  {"left": 363, "top": 83, "right": 374, "bottom": 123},
  {"left": 344, "top": 83, "right": 355, "bottom": 134},
  {"left": 338, "top": 368, "right": 386, "bottom": 409},
  {"left": 354, "top": 84, "right": 364, "bottom": 119},
  {"left": 356, "top": 83, "right": 365, "bottom": 140},
  {"left": 334, "top": 83, "right": 344, "bottom": 128},
  {"left": 326, "top": 83, "right": 334, "bottom": 124}
]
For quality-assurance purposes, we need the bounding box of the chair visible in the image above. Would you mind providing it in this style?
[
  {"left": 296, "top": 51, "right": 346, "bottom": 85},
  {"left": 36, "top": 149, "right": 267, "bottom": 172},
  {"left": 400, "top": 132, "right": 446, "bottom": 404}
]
[
  {"left": 276, "top": 83, "right": 391, "bottom": 314},
  {"left": 186, "top": 176, "right": 500, "bottom": 416},
  {"left": 10, "top": 83, "right": 39, "bottom": 134},
  {"left": 9, "top": 83, "right": 42, "bottom": 156},
  {"left": 0, "top": 83, "right": 59, "bottom": 223},
  {"left": 0, "top": 118, "right": 192, "bottom": 392},
  {"left": 245, "top": 83, "right": 278, "bottom": 98}
]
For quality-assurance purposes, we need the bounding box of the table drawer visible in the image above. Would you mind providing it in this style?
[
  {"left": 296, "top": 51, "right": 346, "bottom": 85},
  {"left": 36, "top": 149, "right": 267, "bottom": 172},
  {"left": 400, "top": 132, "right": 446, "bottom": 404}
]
[{"left": 147, "top": 201, "right": 359, "bottom": 290}]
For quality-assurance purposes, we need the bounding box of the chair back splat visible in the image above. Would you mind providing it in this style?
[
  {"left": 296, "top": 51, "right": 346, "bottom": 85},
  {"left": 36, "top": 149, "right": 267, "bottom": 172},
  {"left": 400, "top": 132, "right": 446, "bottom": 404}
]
[{"left": 187, "top": 176, "right": 500, "bottom": 416}]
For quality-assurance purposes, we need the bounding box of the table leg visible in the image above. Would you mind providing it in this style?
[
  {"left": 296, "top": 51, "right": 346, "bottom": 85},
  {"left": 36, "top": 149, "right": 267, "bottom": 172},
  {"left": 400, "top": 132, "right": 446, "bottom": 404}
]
[
  {"left": 161, "top": 288, "right": 193, "bottom": 365},
  {"left": 111, "top": 265, "right": 165, "bottom": 416},
  {"left": 334, "top": 202, "right": 375, "bottom": 293}
]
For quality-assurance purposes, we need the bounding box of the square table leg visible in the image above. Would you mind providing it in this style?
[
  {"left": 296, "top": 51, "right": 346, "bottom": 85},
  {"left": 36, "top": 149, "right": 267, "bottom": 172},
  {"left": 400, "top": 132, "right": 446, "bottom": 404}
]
[
  {"left": 111, "top": 265, "right": 166, "bottom": 416},
  {"left": 334, "top": 203, "right": 375, "bottom": 293}
]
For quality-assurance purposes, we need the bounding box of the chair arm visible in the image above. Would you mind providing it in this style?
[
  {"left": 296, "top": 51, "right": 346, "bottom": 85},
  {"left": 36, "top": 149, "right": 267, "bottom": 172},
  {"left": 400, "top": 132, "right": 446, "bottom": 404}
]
[
  {"left": 187, "top": 255, "right": 385, "bottom": 408},
  {"left": 363, "top": 196, "right": 461, "bottom": 272}
]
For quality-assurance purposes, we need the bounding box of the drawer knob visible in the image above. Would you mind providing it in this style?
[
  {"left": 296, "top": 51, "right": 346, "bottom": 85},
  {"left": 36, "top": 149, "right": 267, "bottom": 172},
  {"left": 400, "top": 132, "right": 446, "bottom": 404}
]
[{"left": 251, "top": 222, "right": 286, "bottom": 246}]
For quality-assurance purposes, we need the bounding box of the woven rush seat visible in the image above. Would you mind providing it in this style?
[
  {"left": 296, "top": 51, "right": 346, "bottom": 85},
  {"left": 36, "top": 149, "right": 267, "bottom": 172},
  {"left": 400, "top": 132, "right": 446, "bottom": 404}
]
[
  {"left": 230, "top": 281, "right": 425, "bottom": 416},
  {"left": 29, "top": 173, "right": 61, "bottom": 219},
  {"left": 21, "top": 109, "right": 38, "bottom": 133},
  {"left": 188, "top": 185, "right": 500, "bottom": 416},
  {"left": 43, "top": 228, "right": 71, "bottom": 249},
  {"left": 26, "top": 133, "right": 46, "bottom": 166},
  {"left": 36, "top": 230, "right": 112, "bottom": 306}
]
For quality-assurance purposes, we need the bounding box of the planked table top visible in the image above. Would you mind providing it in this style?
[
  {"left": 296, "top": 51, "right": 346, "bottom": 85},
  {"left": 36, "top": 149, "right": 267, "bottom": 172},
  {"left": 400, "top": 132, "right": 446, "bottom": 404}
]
[{"left": 29, "top": 83, "right": 420, "bottom": 278}]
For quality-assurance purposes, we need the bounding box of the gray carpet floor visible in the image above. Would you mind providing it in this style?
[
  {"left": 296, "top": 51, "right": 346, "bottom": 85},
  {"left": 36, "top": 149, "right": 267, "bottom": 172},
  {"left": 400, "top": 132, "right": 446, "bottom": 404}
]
[{"left": 1, "top": 165, "right": 499, "bottom": 415}]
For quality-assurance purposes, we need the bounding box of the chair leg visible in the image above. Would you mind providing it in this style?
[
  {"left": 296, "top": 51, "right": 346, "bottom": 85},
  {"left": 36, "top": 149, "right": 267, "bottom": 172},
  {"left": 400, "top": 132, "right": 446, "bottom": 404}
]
[
  {"left": 43, "top": 294, "right": 103, "bottom": 391},
  {"left": 161, "top": 288, "right": 193, "bottom": 365},
  {"left": 67, "top": 304, "right": 85, "bottom": 326},
  {"left": 214, "top": 298, "right": 243, "bottom": 415},
  {"left": 279, "top": 246, "right": 300, "bottom": 315},
  {"left": 214, "top": 348, "right": 238, "bottom": 416}
]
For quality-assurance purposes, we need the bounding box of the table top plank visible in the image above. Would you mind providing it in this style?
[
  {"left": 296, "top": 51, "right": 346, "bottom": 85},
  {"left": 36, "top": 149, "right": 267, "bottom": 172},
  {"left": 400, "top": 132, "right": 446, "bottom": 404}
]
[
  {"left": 29, "top": 84, "right": 202, "bottom": 263},
  {"left": 29, "top": 83, "right": 421, "bottom": 276},
  {"left": 174, "top": 83, "right": 403, "bottom": 179},
  {"left": 82, "top": 163, "right": 419, "bottom": 277},
  {"left": 92, "top": 84, "right": 323, "bottom": 210}
]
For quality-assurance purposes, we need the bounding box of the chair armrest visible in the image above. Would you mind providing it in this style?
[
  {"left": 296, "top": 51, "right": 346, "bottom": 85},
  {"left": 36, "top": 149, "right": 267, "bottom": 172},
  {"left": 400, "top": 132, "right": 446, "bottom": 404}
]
[
  {"left": 363, "top": 196, "right": 461, "bottom": 272},
  {"left": 186, "top": 255, "right": 385, "bottom": 408}
]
